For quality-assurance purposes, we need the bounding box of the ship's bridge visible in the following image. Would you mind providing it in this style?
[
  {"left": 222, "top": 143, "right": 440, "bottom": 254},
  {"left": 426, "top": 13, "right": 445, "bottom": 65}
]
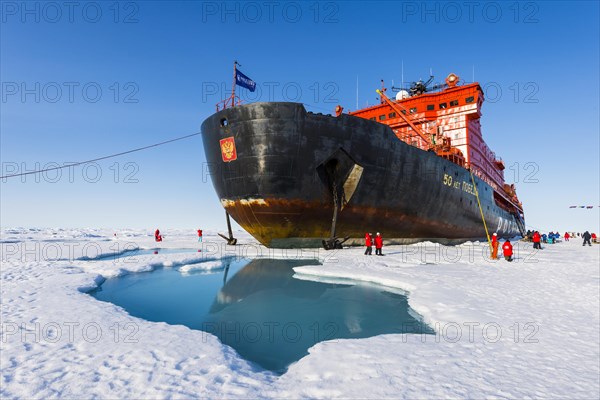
[{"left": 349, "top": 83, "right": 505, "bottom": 194}]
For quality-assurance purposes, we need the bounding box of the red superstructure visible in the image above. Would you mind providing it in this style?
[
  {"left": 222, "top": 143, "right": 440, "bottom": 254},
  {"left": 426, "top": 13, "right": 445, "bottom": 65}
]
[{"left": 347, "top": 74, "right": 522, "bottom": 214}]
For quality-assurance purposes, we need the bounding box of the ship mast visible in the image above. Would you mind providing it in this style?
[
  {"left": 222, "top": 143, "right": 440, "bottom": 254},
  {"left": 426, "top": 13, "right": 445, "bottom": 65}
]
[
  {"left": 216, "top": 61, "right": 242, "bottom": 111},
  {"left": 231, "top": 60, "right": 238, "bottom": 107}
]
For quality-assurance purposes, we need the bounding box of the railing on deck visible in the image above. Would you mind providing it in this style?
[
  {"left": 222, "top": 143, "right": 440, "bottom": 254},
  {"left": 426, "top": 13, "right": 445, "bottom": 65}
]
[{"left": 216, "top": 95, "right": 242, "bottom": 112}]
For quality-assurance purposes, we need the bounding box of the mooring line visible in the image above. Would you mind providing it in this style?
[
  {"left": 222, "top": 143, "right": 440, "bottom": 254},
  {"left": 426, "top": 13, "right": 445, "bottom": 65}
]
[{"left": 1, "top": 131, "right": 202, "bottom": 180}]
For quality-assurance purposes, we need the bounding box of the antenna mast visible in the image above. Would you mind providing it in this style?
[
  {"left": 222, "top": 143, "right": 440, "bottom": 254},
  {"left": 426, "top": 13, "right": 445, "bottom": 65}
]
[
  {"left": 356, "top": 75, "right": 359, "bottom": 109},
  {"left": 401, "top": 60, "right": 404, "bottom": 88}
]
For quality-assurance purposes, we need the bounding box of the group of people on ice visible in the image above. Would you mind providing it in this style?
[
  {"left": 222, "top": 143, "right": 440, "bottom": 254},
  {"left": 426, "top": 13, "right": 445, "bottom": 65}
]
[
  {"left": 360, "top": 229, "right": 587, "bottom": 261},
  {"left": 527, "top": 230, "right": 561, "bottom": 245},
  {"left": 527, "top": 230, "right": 596, "bottom": 247},
  {"left": 364, "top": 232, "right": 384, "bottom": 256},
  {"left": 362, "top": 228, "right": 595, "bottom": 263}
]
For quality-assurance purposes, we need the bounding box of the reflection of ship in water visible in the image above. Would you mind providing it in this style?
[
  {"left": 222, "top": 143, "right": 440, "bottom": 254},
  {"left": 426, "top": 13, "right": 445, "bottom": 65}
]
[
  {"left": 205, "top": 258, "right": 433, "bottom": 373},
  {"left": 210, "top": 258, "right": 322, "bottom": 312}
]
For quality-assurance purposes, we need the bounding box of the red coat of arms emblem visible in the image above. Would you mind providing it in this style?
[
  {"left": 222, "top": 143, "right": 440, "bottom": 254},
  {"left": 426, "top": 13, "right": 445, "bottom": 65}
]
[{"left": 219, "top": 137, "right": 237, "bottom": 162}]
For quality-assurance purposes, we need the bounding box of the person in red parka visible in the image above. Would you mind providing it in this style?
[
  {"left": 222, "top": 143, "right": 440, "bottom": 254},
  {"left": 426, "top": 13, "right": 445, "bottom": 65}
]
[
  {"left": 197, "top": 229, "right": 203, "bottom": 242},
  {"left": 532, "top": 231, "right": 542, "bottom": 250},
  {"left": 364, "top": 232, "right": 373, "bottom": 255},
  {"left": 564, "top": 232, "right": 570, "bottom": 241},
  {"left": 491, "top": 233, "right": 499, "bottom": 259},
  {"left": 375, "top": 232, "right": 384, "bottom": 256},
  {"left": 502, "top": 239, "right": 513, "bottom": 262},
  {"left": 155, "top": 229, "right": 163, "bottom": 242},
  {"left": 592, "top": 233, "right": 597, "bottom": 243}
]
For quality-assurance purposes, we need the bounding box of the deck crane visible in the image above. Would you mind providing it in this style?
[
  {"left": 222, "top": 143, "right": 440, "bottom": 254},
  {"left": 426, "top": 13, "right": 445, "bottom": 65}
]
[{"left": 375, "top": 89, "right": 466, "bottom": 166}]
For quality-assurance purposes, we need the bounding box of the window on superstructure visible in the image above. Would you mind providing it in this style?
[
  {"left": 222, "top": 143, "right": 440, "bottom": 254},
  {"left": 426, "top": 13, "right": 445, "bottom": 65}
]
[
  {"left": 370, "top": 117, "right": 376, "bottom": 121},
  {"left": 427, "top": 104, "right": 434, "bottom": 111},
  {"left": 389, "top": 112, "right": 396, "bottom": 118},
  {"left": 401, "top": 110, "right": 407, "bottom": 115},
  {"left": 439, "top": 103, "right": 447, "bottom": 109},
  {"left": 379, "top": 115, "right": 386, "bottom": 121},
  {"left": 409, "top": 107, "right": 417, "bottom": 113},
  {"left": 466, "top": 96, "right": 475, "bottom": 103},
  {"left": 450, "top": 100, "right": 459, "bottom": 106}
]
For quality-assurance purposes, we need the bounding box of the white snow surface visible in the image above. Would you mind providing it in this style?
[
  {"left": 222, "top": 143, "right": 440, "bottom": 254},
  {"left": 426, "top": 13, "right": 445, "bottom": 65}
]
[{"left": 1, "top": 228, "right": 599, "bottom": 399}]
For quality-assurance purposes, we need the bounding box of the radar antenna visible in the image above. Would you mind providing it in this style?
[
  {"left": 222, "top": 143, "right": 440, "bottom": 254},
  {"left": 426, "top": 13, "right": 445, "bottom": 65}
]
[{"left": 391, "top": 74, "right": 448, "bottom": 96}]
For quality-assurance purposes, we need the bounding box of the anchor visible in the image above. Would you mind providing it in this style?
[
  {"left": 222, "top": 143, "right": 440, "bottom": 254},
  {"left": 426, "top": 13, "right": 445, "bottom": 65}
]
[
  {"left": 322, "top": 166, "right": 350, "bottom": 250},
  {"left": 318, "top": 150, "right": 363, "bottom": 251},
  {"left": 218, "top": 211, "right": 238, "bottom": 245}
]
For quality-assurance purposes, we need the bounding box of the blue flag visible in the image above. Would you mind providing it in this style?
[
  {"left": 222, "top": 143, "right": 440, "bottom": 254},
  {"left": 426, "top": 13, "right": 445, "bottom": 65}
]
[{"left": 235, "top": 69, "right": 256, "bottom": 92}]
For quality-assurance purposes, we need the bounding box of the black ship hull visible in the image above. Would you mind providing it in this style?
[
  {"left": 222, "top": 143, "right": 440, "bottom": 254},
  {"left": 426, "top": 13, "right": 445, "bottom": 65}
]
[{"left": 201, "top": 102, "right": 523, "bottom": 248}]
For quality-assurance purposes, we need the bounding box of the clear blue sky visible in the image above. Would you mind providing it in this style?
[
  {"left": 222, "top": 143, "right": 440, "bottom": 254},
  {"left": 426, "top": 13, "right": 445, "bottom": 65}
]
[{"left": 1, "top": 1, "right": 599, "bottom": 234}]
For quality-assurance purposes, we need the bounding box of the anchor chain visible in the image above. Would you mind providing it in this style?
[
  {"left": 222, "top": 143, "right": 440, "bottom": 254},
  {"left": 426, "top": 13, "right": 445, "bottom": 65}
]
[
  {"left": 332, "top": 177, "right": 339, "bottom": 217},
  {"left": 323, "top": 173, "right": 344, "bottom": 250}
]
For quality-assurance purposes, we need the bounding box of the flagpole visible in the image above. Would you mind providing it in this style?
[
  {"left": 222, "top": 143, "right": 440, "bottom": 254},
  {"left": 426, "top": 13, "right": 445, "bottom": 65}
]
[{"left": 231, "top": 61, "right": 237, "bottom": 108}]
